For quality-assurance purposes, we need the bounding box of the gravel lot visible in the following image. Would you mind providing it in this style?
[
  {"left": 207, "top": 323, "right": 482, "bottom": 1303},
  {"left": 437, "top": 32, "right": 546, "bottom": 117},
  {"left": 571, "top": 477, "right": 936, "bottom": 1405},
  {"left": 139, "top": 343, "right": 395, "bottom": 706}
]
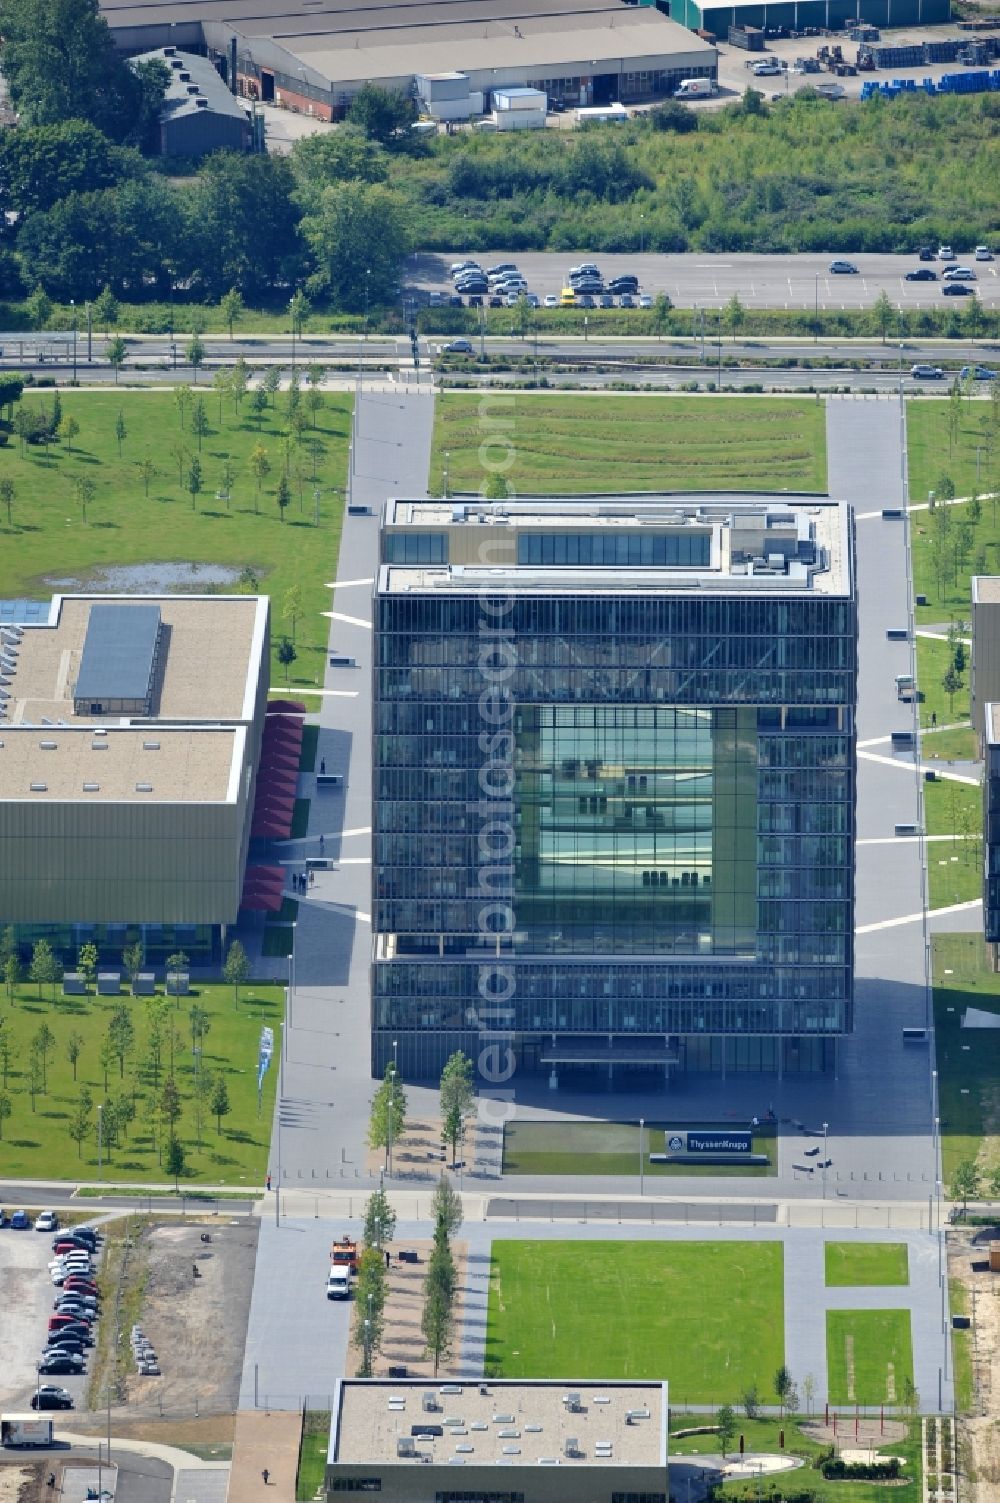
[{"left": 125, "top": 1220, "right": 258, "bottom": 1418}]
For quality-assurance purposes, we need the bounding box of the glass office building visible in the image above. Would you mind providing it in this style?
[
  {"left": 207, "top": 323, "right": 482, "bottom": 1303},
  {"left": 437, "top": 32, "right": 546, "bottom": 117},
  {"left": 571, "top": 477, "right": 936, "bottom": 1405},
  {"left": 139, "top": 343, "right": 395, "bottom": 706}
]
[{"left": 373, "top": 497, "right": 856, "bottom": 1083}]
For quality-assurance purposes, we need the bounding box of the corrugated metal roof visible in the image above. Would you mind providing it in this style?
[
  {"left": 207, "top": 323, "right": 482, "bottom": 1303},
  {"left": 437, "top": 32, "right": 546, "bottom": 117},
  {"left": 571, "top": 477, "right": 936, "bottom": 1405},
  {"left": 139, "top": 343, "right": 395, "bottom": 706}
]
[
  {"left": 132, "top": 47, "right": 250, "bottom": 120},
  {"left": 103, "top": 0, "right": 612, "bottom": 34}
]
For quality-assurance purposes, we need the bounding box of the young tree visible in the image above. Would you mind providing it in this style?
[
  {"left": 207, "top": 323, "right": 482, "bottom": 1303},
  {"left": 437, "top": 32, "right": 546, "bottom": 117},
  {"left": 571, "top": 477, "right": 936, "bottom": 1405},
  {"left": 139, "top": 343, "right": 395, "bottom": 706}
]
[
  {"left": 872, "top": 289, "right": 895, "bottom": 344},
  {"left": 66, "top": 1030, "right": 85, "bottom": 1081},
  {"left": 165, "top": 1134, "right": 186, "bottom": 1189},
  {"left": 68, "top": 1089, "right": 92, "bottom": 1158},
  {"left": 951, "top": 1158, "right": 981, "bottom": 1215},
  {"left": 106, "top": 334, "right": 127, "bottom": 383},
  {"left": 174, "top": 383, "right": 191, "bottom": 430},
  {"left": 220, "top": 287, "right": 244, "bottom": 340},
  {"left": 942, "top": 663, "right": 963, "bottom": 716},
  {"left": 187, "top": 333, "right": 205, "bottom": 383},
  {"left": 263, "top": 365, "right": 281, "bottom": 408},
  {"left": 251, "top": 385, "right": 269, "bottom": 432},
  {"left": 249, "top": 442, "right": 270, "bottom": 509},
  {"left": 0, "top": 478, "right": 14, "bottom": 526},
  {"left": 33, "top": 1021, "right": 55, "bottom": 1089},
  {"left": 217, "top": 456, "right": 235, "bottom": 510},
  {"left": 188, "top": 1001, "right": 210, "bottom": 1053},
  {"left": 123, "top": 940, "right": 144, "bottom": 988},
  {"left": 210, "top": 1072, "right": 231, "bottom": 1134},
  {"left": 353, "top": 1245, "right": 388, "bottom": 1374},
  {"left": 716, "top": 1404, "right": 737, "bottom": 1458},
  {"left": 802, "top": 1372, "right": 816, "bottom": 1416},
  {"left": 231, "top": 356, "right": 250, "bottom": 413},
  {"left": 94, "top": 284, "right": 119, "bottom": 334},
  {"left": 187, "top": 454, "right": 203, "bottom": 511},
  {"left": 276, "top": 473, "right": 291, "bottom": 523},
  {"left": 368, "top": 1062, "right": 407, "bottom": 1172},
  {"left": 440, "top": 1050, "right": 475, "bottom": 1165},
  {"left": 77, "top": 941, "right": 98, "bottom": 989},
  {"left": 170, "top": 440, "right": 190, "bottom": 491},
  {"left": 98, "top": 1034, "right": 115, "bottom": 1092},
  {"left": 421, "top": 1275, "right": 454, "bottom": 1378},
  {"left": 0, "top": 1092, "right": 12, "bottom": 1141},
  {"left": 362, "top": 1185, "right": 397, "bottom": 1250},
  {"left": 160, "top": 1074, "right": 182, "bottom": 1137},
  {"left": 289, "top": 288, "right": 311, "bottom": 337},
  {"left": 137, "top": 457, "right": 156, "bottom": 498},
  {"left": 26, "top": 284, "right": 52, "bottom": 329},
  {"left": 283, "top": 584, "right": 303, "bottom": 644},
  {"left": 306, "top": 384, "right": 324, "bottom": 429},
  {"left": 723, "top": 294, "right": 746, "bottom": 340},
  {"left": 223, "top": 938, "right": 250, "bottom": 1006},
  {"left": 4, "top": 951, "right": 23, "bottom": 1004},
  {"left": 774, "top": 1365, "right": 794, "bottom": 1418},
  {"left": 73, "top": 474, "right": 96, "bottom": 523},
  {"left": 0, "top": 1024, "right": 10, "bottom": 1087},
  {"left": 28, "top": 1045, "right": 43, "bottom": 1109},
  {"left": 29, "top": 938, "right": 60, "bottom": 998},
  {"left": 277, "top": 635, "right": 297, "bottom": 684},
  {"left": 59, "top": 413, "right": 80, "bottom": 452},
  {"left": 108, "top": 1003, "right": 135, "bottom": 1078},
  {"left": 431, "top": 1175, "right": 463, "bottom": 1238},
  {"left": 212, "top": 368, "right": 232, "bottom": 424},
  {"left": 114, "top": 407, "right": 126, "bottom": 457},
  {"left": 190, "top": 396, "right": 209, "bottom": 452},
  {"left": 740, "top": 1384, "right": 760, "bottom": 1420},
  {"left": 114, "top": 1088, "right": 135, "bottom": 1143}
]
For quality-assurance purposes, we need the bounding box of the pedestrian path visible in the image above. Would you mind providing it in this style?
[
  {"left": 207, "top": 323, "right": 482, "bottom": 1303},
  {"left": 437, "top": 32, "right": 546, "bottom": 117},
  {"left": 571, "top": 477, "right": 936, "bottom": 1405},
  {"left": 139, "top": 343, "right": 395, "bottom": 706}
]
[{"left": 229, "top": 1410, "right": 302, "bottom": 1502}]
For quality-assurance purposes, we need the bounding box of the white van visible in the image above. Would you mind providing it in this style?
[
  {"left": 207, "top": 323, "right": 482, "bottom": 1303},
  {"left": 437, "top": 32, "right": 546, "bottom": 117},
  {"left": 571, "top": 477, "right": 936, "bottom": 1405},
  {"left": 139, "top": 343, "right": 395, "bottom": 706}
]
[
  {"left": 326, "top": 1266, "right": 352, "bottom": 1300},
  {"left": 674, "top": 79, "right": 717, "bottom": 99}
]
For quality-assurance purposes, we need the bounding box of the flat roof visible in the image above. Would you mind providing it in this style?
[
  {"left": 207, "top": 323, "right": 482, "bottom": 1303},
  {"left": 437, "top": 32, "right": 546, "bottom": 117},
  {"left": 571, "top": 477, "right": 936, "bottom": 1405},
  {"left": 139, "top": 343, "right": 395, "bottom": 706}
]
[
  {"left": 1, "top": 595, "right": 266, "bottom": 727},
  {"left": 380, "top": 496, "right": 852, "bottom": 597},
  {"left": 973, "top": 576, "right": 1000, "bottom": 605},
  {"left": 0, "top": 726, "right": 243, "bottom": 803},
  {"left": 988, "top": 703, "right": 1000, "bottom": 744},
  {"left": 74, "top": 603, "right": 161, "bottom": 704},
  {"left": 331, "top": 1379, "right": 667, "bottom": 1468}
]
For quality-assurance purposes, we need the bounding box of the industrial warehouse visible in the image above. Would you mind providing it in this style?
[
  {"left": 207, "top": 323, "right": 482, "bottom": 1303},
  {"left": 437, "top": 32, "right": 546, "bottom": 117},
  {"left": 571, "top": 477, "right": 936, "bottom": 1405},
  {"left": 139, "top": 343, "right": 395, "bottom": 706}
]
[
  {"left": 0, "top": 593, "right": 301, "bottom": 966},
  {"left": 101, "top": 0, "right": 719, "bottom": 119}
]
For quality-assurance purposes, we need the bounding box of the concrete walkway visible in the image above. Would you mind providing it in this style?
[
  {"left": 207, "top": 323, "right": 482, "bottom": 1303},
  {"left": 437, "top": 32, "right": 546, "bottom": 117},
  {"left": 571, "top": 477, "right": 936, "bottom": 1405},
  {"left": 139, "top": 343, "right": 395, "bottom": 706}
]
[{"left": 229, "top": 1410, "right": 303, "bottom": 1502}]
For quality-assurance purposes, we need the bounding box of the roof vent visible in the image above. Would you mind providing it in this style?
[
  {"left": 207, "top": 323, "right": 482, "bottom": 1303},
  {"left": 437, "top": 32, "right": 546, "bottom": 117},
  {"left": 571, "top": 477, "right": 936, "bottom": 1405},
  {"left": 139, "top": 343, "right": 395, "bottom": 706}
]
[
  {"left": 143, "top": 741, "right": 160, "bottom": 750},
  {"left": 163, "top": 44, "right": 176, "bottom": 55},
  {"left": 40, "top": 740, "right": 57, "bottom": 750},
  {"left": 91, "top": 741, "right": 109, "bottom": 751},
  {"left": 30, "top": 782, "right": 47, "bottom": 791},
  {"left": 170, "top": 58, "right": 184, "bottom": 68},
  {"left": 187, "top": 83, "right": 199, "bottom": 94},
  {"left": 82, "top": 782, "right": 100, "bottom": 792},
  {"left": 135, "top": 782, "right": 154, "bottom": 792},
  {"left": 179, "top": 70, "right": 190, "bottom": 80},
  {"left": 93, "top": 728, "right": 107, "bottom": 737},
  {"left": 196, "top": 97, "right": 209, "bottom": 107}
]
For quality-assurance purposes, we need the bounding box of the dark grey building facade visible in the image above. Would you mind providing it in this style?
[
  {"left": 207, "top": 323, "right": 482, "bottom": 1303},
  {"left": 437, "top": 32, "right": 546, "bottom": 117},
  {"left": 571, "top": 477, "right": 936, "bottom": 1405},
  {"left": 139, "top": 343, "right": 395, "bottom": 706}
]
[{"left": 372, "top": 497, "right": 857, "bottom": 1084}]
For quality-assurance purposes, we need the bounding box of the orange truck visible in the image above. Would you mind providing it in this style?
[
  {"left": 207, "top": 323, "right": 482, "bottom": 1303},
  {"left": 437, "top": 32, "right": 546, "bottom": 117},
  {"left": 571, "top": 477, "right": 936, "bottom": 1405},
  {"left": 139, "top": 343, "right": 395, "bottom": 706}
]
[{"left": 330, "top": 1237, "right": 359, "bottom": 1273}]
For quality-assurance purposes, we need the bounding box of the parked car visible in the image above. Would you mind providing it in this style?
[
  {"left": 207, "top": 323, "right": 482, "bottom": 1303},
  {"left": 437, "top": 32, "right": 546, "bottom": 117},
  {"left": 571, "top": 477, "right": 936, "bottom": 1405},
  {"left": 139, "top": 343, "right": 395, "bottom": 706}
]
[
  {"left": 752, "top": 59, "right": 782, "bottom": 75},
  {"left": 975, "top": 245, "right": 994, "bottom": 261},
  {"left": 608, "top": 275, "right": 639, "bottom": 294},
  {"left": 937, "top": 245, "right": 956, "bottom": 260},
  {"left": 486, "top": 263, "right": 518, "bottom": 278},
  {"left": 11, "top": 1210, "right": 29, "bottom": 1229},
  {"left": 488, "top": 295, "right": 503, "bottom": 308},
  {"left": 905, "top": 268, "right": 937, "bottom": 281},
  {"left": 910, "top": 364, "right": 944, "bottom": 379},
  {"left": 570, "top": 279, "right": 603, "bottom": 295},
  {"left": 543, "top": 294, "right": 559, "bottom": 308},
  {"left": 448, "top": 295, "right": 464, "bottom": 308},
  {"left": 943, "top": 266, "right": 976, "bottom": 280},
  {"left": 828, "top": 260, "right": 858, "bottom": 274},
  {"left": 39, "top": 1356, "right": 85, "bottom": 1375},
  {"left": 959, "top": 365, "right": 997, "bottom": 381},
  {"left": 576, "top": 294, "right": 595, "bottom": 309},
  {"left": 942, "top": 283, "right": 975, "bottom": 296},
  {"left": 31, "top": 1387, "right": 73, "bottom": 1411},
  {"left": 598, "top": 294, "right": 614, "bottom": 308},
  {"left": 619, "top": 293, "right": 636, "bottom": 308},
  {"left": 525, "top": 293, "right": 540, "bottom": 308},
  {"left": 428, "top": 291, "right": 446, "bottom": 306},
  {"left": 63, "top": 1278, "right": 99, "bottom": 1297},
  {"left": 450, "top": 261, "right": 481, "bottom": 276},
  {"left": 918, "top": 245, "right": 935, "bottom": 260},
  {"left": 569, "top": 264, "right": 600, "bottom": 279},
  {"left": 34, "top": 1211, "right": 58, "bottom": 1233},
  {"left": 559, "top": 287, "right": 576, "bottom": 306}
]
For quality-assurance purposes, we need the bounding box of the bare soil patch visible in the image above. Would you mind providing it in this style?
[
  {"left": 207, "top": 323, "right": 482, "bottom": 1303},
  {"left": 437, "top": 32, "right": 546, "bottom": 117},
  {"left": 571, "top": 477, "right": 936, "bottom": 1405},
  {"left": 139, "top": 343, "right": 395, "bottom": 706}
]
[
  {"left": 949, "top": 1229, "right": 1000, "bottom": 1502},
  {"left": 368, "top": 1239, "right": 469, "bottom": 1380},
  {"left": 803, "top": 1419, "right": 908, "bottom": 1449},
  {"left": 0, "top": 1466, "right": 38, "bottom": 1503},
  {"left": 121, "top": 1219, "right": 258, "bottom": 1418}
]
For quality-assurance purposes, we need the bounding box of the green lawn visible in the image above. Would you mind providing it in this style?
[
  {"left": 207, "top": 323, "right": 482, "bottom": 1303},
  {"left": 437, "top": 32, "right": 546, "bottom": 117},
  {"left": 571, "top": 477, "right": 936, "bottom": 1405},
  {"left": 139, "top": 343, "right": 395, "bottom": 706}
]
[
  {"left": 430, "top": 394, "right": 827, "bottom": 496},
  {"left": 699, "top": 1417, "right": 922, "bottom": 1501},
  {"left": 0, "top": 978, "right": 281, "bottom": 1185},
  {"left": 923, "top": 724, "right": 976, "bottom": 762},
  {"left": 915, "top": 634, "right": 971, "bottom": 730},
  {"left": 948, "top": 1278, "right": 975, "bottom": 1415},
  {"left": 485, "top": 1240, "right": 784, "bottom": 1403},
  {"left": 502, "top": 1119, "right": 777, "bottom": 1177},
  {"left": 824, "top": 1242, "right": 909, "bottom": 1287},
  {"left": 923, "top": 776, "right": 982, "bottom": 909},
  {"left": 0, "top": 388, "right": 350, "bottom": 692},
  {"left": 933, "top": 933, "right": 1000, "bottom": 1182},
  {"left": 908, "top": 397, "right": 999, "bottom": 626},
  {"left": 826, "top": 1310, "right": 914, "bottom": 1407},
  {"left": 296, "top": 1411, "right": 331, "bottom": 1502}
]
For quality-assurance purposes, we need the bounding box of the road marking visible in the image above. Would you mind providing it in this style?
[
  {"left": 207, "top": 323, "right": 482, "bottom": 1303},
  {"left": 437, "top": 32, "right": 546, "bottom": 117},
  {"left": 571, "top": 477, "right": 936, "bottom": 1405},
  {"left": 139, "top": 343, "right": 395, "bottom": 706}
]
[
  {"left": 325, "top": 578, "right": 375, "bottom": 589},
  {"left": 323, "top": 611, "right": 372, "bottom": 629},
  {"left": 341, "top": 827, "right": 372, "bottom": 837},
  {"left": 856, "top": 898, "right": 981, "bottom": 934},
  {"left": 916, "top": 628, "right": 971, "bottom": 645},
  {"left": 857, "top": 748, "right": 979, "bottom": 785}
]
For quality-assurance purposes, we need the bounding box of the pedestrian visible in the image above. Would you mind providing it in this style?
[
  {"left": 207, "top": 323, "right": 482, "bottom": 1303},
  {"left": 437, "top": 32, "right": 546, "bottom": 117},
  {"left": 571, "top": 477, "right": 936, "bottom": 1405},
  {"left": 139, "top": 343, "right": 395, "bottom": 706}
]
[
  {"left": 320, "top": 758, "right": 326, "bottom": 774},
  {"left": 385, "top": 1249, "right": 391, "bottom": 1270},
  {"left": 262, "top": 1468, "right": 270, "bottom": 1485},
  {"left": 319, "top": 833, "right": 325, "bottom": 853},
  {"left": 931, "top": 711, "right": 937, "bottom": 727},
  {"left": 266, "top": 1172, "right": 272, "bottom": 1191},
  {"left": 309, "top": 868, "right": 315, "bottom": 888}
]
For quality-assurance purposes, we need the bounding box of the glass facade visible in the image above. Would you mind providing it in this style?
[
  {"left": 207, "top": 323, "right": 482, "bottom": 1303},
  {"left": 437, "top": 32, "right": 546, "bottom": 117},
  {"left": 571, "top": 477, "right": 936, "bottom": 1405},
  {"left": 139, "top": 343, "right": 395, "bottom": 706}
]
[
  {"left": 373, "top": 576, "right": 856, "bottom": 1081},
  {"left": 517, "top": 532, "right": 710, "bottom": 568}
]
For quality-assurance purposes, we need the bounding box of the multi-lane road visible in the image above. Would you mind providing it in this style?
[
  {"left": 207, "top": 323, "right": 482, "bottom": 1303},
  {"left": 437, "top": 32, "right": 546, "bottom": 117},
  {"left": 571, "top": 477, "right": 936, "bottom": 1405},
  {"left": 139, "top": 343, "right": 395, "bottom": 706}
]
[{"left": 407, "top": 250, "right": 1000, "bottom": 310}]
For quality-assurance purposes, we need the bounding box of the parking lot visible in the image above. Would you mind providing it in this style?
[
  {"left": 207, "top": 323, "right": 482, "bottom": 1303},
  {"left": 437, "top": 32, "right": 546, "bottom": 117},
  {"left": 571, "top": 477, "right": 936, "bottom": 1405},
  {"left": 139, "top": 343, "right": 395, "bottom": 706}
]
[{"left": 0, "top": 1216, "right": 93, "bottom": 1411}]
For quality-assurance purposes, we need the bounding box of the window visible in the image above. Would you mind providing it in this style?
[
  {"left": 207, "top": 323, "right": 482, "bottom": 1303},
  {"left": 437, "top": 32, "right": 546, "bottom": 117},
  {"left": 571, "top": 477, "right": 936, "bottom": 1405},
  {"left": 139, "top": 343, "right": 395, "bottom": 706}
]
[
  {"left": 331, "top": 1481, "right": 382, "bottom": 1493},
  {"left": 612, "top": 1494, "right": 667, "bottom": 1503},
  {"left": 517, "top": 532, "right": 710, "bottom": 567},
  {"left": 385, "top": 532, "right": 448, "bottom": 565}
]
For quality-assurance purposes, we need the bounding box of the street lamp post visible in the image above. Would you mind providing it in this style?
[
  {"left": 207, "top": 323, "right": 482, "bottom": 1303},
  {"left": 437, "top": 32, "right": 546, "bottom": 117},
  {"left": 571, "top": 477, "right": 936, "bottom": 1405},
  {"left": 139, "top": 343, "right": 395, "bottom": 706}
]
[
  {"left": 86, "top": 302, "right": 92, "bottom": 362},
  {"left": 70, "top": 299, "right": 77, "bottom": 384},
  {"left": 822, "top": 1121, "right": 829, "bottom": 1200},
  {"left": 814, "top": 273, "right": 820, "bottom": 345},
  {"left": 97, "top": 1103, "right": 103, "bottom": 1180},
  {"left": 290, "top": 295, "right": 297, "bottom": 373}
]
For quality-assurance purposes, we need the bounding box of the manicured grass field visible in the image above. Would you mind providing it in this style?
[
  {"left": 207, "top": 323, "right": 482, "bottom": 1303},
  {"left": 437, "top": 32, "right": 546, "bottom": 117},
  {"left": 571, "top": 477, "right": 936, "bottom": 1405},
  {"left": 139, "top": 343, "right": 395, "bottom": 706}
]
[
  {"left": 0, "top": 388, "right": 349, "bottom": 692},
  {"left": 922, "top": 724, "right": 976, "bottom": 762},
  {"left": 915, "top": 634, "right": 970, "bottom": 731},
  {"left": 0, "top": 978, "right": 281, "bottom": 1184},
  {"left": 949, "top": 1277, "right": 975, "bottom": 1415},
  {"left": 908, "top": 397, "right": 999, "bottom": 626},
  {"left": 826, "top": 1310, "right": 913, "bottom": 1406},
  {"left": 502, "top": 1119, "right": 777, "bottom": 1177},
  {"left": 430, "top": 393, "right": 827, "bottom": 496},
  {"left": 825, "top": 1242, "right": 909, "bottom": 1287},
  {"left": 933, "top": 933, "right": 1000, "bottom": 1182},
  {"left": 923, "top": 776, "right": 982, "bottom": 909},
  {"left": 485, "top": 1240, "right": 784, "bottom": 1402}
]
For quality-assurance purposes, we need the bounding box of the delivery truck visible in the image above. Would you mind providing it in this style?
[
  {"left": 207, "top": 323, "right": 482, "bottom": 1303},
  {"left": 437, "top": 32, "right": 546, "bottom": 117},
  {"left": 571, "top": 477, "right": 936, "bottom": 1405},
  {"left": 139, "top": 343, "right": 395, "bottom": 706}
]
[
  {"left": 674, "top": 79, "right": 718, "bottom": 98},
  {"left": 2, "top": 1414, "right": 54, "bottom": 1447}
]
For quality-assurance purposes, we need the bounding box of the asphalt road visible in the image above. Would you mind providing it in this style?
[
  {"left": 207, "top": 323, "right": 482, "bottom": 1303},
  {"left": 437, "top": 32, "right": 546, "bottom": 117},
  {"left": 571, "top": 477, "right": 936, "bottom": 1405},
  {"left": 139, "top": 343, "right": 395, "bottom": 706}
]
[
  {"left": 408, "top": 250, "right": 1000, "bottom": 310},
  {"left": 0, "top": 1184, "right": 258, "bottom": 1214}
]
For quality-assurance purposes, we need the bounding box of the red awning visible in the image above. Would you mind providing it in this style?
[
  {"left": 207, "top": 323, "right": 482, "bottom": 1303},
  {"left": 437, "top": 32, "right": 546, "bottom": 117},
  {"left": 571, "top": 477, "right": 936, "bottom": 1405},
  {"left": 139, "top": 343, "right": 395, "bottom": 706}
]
[
  {"left": 258, "top": 774, "right": 298, "bottom": 795},
  {"left": 266, "top": 701, "right": 307, "bottom": 716},
  {"left": 251, "top": 822, "right": 290, "bottom": 839},
  {"left": 240, "top": 891, "right": 284, "bottom": 912}
]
